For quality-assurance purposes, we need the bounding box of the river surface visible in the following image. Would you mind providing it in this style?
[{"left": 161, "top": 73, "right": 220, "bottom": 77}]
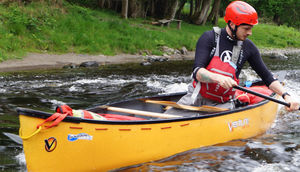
[{"left": 0, "top": 55, "right": 300, "bottom": 172}]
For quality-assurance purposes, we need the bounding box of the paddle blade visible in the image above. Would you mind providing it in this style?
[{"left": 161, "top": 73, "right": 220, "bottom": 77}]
[{"left": 3, "top": 132, "right": 23, "bottom": 145}]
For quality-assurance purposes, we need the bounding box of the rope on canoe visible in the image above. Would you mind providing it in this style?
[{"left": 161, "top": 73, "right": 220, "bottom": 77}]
[{"left": 19, "top": 126, "right": 42, "bottom": 140}]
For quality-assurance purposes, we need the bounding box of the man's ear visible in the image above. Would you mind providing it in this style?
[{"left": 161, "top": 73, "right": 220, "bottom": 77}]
[{"left": 229, "top": 22, "right": 236, "bottom": 30}]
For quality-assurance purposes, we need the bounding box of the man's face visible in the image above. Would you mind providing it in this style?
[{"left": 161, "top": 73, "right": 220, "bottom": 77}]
[{"left": 236, "top": 25, "right": 253, "bottom": 41}]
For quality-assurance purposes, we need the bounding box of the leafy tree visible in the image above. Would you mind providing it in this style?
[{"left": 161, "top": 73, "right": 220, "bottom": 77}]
[
  {"left": 249, "top": 0, "right": 300, "bottom": 28},
  {"left": 220, "top": 0, "right": 300, "bottom": 29}
]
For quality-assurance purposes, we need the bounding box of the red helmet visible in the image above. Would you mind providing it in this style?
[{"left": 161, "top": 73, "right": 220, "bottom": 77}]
[{"left": 224, "top": 1, "right": 258, "bottom": 26}]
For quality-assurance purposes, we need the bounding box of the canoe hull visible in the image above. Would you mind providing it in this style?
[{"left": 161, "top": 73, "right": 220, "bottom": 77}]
[{"left": 19, "top": 99, "right": 278, "bottom": 171}]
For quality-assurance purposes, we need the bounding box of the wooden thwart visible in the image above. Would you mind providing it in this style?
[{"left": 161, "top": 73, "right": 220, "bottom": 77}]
[
  {"left": 141, "top": 99, "right": 229, "bottom": 112},
  {"left": 99, "top": 105, "right": 182, "bottom": 119}
]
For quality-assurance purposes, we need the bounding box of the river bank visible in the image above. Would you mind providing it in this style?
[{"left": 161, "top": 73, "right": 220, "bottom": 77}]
[
  {"left": 0, "top": 48, "right": 299, "bottom": 73},
  {"left": 0, "top": 49, "right": 195, "bottom": 72}
]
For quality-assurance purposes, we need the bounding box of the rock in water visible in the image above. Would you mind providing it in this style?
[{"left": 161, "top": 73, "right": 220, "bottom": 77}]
[{"left": 79, "top": 61, "right": 99, "bottom": 68}]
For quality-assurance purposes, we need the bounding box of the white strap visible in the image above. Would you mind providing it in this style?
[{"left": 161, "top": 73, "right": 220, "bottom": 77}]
[
  {"left": 232, "top": 40, "right": 243, "bottom": 65},
  {"left": 191, "top": 81, "right": 201, "bottom": 104},
  {"left": 191, "top": 27, "right": 221, "bottom": 104},
  {"left": 213, "top": 27, "right": 221, "bottom": 57},
  {"left": 191, "top": 27, "right": 223, "bottom": 104}
]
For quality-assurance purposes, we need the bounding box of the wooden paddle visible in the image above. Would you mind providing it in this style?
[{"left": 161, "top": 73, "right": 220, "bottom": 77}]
[
  {"left": 98, "top": 105, "right": 182, "bottom": 119},
  {"left": 234, "top": 85, "right": 300, "bottom": 110},
  {"left": 140, "top": 99, "right": 228, "bottom": 112}
]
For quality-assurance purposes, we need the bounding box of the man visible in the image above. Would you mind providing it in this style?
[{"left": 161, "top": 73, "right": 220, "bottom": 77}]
[{"left": 166, "top": 1, "right": 299, "bottom": 115}]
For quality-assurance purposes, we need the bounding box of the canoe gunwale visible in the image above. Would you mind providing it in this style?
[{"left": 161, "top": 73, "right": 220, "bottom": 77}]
[{"left": 16, "top": 92, "right": 275, "bottom": 125}]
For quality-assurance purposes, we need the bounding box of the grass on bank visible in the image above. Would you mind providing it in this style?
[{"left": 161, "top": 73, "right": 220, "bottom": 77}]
[{"left": 0, "top": 1, "right": 300, "bottom": 62}]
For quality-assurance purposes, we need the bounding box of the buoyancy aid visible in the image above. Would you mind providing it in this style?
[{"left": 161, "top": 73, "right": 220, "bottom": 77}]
[
  {"left": 56, "top": 105, "right": 145, "bottom": 121},
  {"left": 56, "top": 105, "right": 107, "bottom": 120},
  {"left": 192, "top": 27, "right": 242, "bottom": 103}
]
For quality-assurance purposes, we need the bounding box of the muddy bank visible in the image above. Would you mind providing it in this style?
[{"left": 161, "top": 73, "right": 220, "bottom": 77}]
[
  {"left": 0, "top": 48, "right": 194, "bottom": 72},
  {"left": 260, "top": 48, "right": 300, "bottom": 59},
  {"left": 0, "top": 48, "right": 298, "bottom": 72}
]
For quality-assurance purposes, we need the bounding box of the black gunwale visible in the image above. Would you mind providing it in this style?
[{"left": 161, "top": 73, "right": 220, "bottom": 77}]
[{"left": 17, "top": 92, "right": 275, "bottom": 125}]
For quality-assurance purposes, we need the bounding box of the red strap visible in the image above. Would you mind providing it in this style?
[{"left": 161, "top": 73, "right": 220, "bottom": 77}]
[
  {"left": 37, "top": 112, "right": 70, "bottom": 129},
  {"left": 83, "top": 110, "right": 94, "bottom": 119},
  {"left": 56, "top": 105, "right": 73, "bottom": 116}
]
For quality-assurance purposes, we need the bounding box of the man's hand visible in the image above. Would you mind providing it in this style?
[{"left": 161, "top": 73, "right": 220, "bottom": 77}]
[
  {"left": 216, "top": 74, "right": 237, "bottom": 89},
  {"left": 284, "top": 95, "right": 300, "bottom": 111},
  {"left": 269, "top": 81, "right": 299, "bottom": 112},
  {"left": 197, "top": 68, "right": 237, "bottom": 89}
]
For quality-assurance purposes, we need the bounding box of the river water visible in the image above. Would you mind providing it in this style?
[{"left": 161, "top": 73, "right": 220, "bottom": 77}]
[{"left": 0, "top": 56, "right": 299, "bottom": 171}]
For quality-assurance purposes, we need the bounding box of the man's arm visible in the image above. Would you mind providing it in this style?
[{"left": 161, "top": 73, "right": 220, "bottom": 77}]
[
  {"left": 269, "top": 80, "right": 299, "bottom": 111},
  {"left": 196, "top": 68, "right": 237, "bottom": 89}
]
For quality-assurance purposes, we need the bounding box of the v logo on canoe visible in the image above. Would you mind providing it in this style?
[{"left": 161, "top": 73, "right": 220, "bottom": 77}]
[{"left": 45, "top": 137, "right": 57, "bottom": 152}]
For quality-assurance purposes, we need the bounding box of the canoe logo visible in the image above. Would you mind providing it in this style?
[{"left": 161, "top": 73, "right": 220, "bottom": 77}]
[
  {"left": 228, "top": 118, "right": 249, "bottom": 132},
  {"left": 44, "top": 137, "right": 57, "bottom": 152},
  {"left": 67, "top": 133, "right": 93, "bottom": 142}
]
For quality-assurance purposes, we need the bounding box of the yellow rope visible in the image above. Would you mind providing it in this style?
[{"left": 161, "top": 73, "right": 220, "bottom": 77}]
[
  {"left": 236, "top": 93, "right": 250, "bottom": 103},
  {"left": 19, "top": 126, "right": 42, "bottom": 140}
]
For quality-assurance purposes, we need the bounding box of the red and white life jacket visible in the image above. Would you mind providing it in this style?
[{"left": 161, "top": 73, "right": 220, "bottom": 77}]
[
  {"left": 37, "top": 105, "right": 145, "bottom": 129},
  {"left": 192, "top": 27, "right": 242, "bottom": 103},
  {"left": 56, "top": 105, "right": 145, "bottom": 121},
  {"left": 56, "top": 105, "right": 107, "bottom": 120},
  {"left": 193, "top": 56, "right": 239, "bottom": 103}
]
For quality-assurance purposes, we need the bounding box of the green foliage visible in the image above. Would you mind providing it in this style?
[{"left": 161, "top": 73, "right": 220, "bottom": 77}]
[
  {"left": 246, "top": 0, "right": 300, "bottom": 29},
  {"left": 251, "top": 24, "right": 300, "bottom": 48},
  {"left": 0, "top": 1, "right": 299, "bottom": 62},
  {"left": 66, "top": 0, "right": 99, "bottom": 8}
]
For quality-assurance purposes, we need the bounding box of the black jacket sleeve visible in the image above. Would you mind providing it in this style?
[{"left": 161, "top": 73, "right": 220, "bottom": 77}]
[
  {"left": 192, "top": 30, "right": 215, "bottom": 81},
  {"left": 246, "top": 40, "right": 276, "bottom": 86}
]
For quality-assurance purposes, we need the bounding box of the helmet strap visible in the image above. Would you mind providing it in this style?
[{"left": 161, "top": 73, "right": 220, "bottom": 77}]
[{"left": 228, "top": 21, "right": 239, "bottom": 40}]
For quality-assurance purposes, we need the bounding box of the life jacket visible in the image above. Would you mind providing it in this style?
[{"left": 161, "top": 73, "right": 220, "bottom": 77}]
[
  {"left": 192, "top": 27, "right": 243, "bottom": 103},
  {"left": 37, "top": 105, "right": 145, "bottom": 129},
  {"left": 56, "top": 105, "right": 145, "bottom": 121},
  {"left": 56, "top": 105, "right": 107, "bottom": 120}
]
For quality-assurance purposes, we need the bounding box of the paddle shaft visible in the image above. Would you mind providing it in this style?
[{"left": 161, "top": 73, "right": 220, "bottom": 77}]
[
  {"left": 99, "top": 105, "right": 182, "bottom": 119},
  {"left": 142, "top": 99, "right": 228, "bottom": 112},
  {"left": 234, "top": 85, "right": 299, "bottom": 110}
]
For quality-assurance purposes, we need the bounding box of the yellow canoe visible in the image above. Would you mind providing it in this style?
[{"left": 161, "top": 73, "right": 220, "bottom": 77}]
[{"left": 17, "top": 91, "right": 278, "bottom": 171}]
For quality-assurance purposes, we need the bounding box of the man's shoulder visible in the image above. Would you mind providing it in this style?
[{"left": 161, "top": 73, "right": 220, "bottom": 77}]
[
  {"left": 244, "top": 39, "right": 257, "bottom": 49},
  {"left": 202, "top": 29, "right": 215, "bottom": 38},
  {"left": 197, "top": 29, "right": 215, "bottom": 43},
  {"left": 243, "top": 39, "right": 260, "bottom": 56}
]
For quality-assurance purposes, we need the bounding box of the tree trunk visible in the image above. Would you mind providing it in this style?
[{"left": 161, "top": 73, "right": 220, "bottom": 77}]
[
  {"left": 189, "top": 0, "right": 194, "bottom": 17},
  {"left": 207, "top": 0, "right": 221, "bottom": 25},
  {"left": 121, "top": 0, "right": 128, "bottom": 19},
  {"left": 98, "top": 0, "right": 105, "bottom": 8},
  {"left": 164, "top": 0, "right": 179, "bottom": 20},
  {"left": 193, "top": 0, "right": 212, "bottom": 25},
  {"left": 273, "top": 13, "right": 281, "bottom": 25},
  {"left": 194, "top": 0, "right": 202, "bottom": 14},
  {"left": 150, "top": 0, "right": 156, "bottom": 16},
  {"left": 176, "top": 0, "right": 187, "bottom": 19},
  {"left": 106, "top": 0, "right": 112, "bottom": 9},
  {"left": 153, "top": 0, "right": 167, "bottom": 18},
  {"left": 128, "top": 0, "right": 144, "bottom": 18}
]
